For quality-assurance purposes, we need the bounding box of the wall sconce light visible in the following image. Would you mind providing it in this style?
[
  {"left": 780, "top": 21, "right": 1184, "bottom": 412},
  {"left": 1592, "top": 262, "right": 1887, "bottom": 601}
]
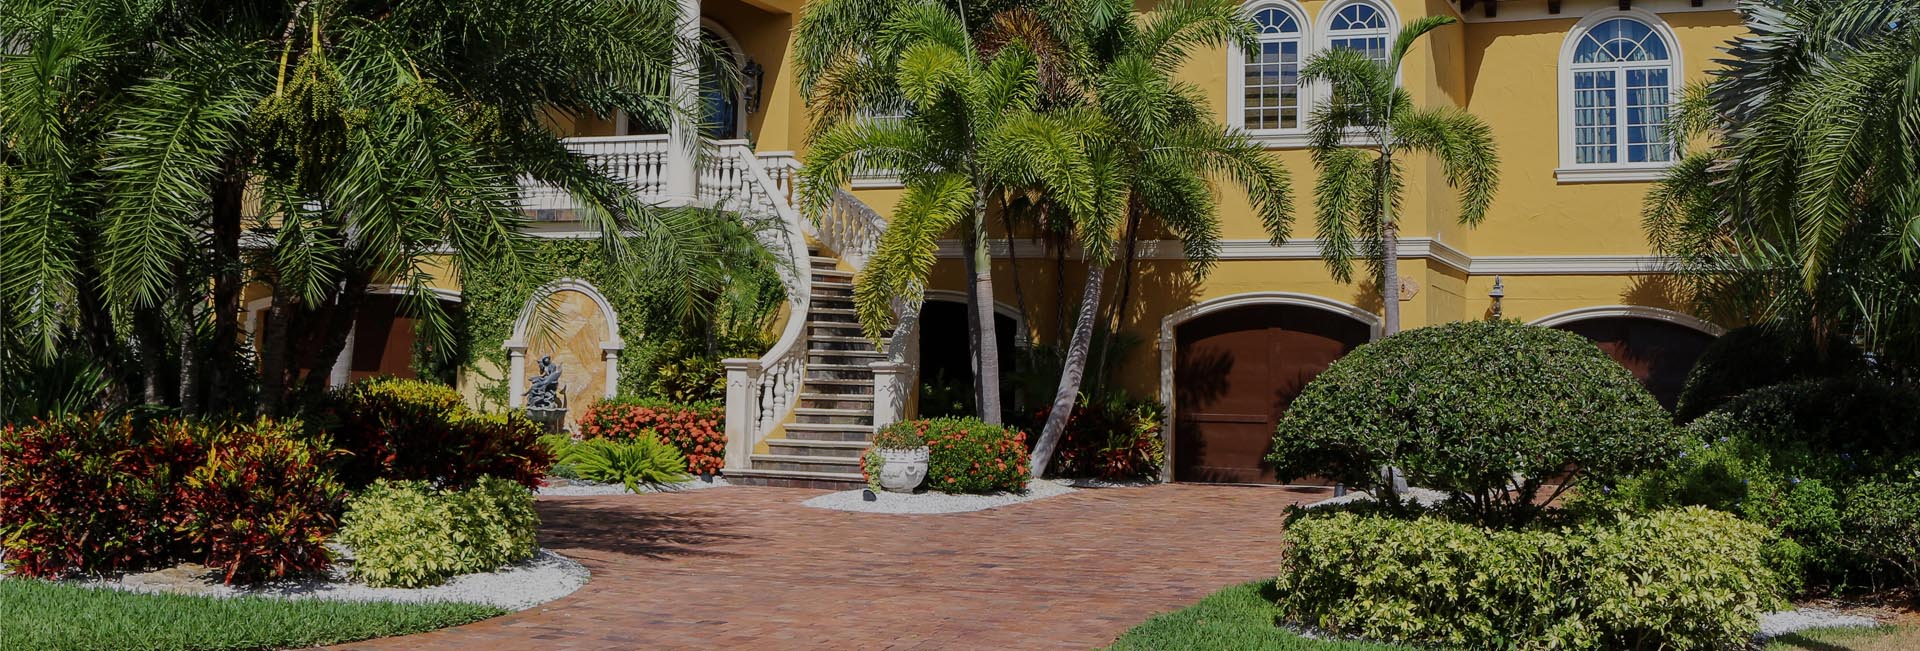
[
  {"left": 1488, "top": 275, "right": 1506, "bottom": 319},
  {"left": 741, "top": 57, "right": 765, "bottom": 114}
]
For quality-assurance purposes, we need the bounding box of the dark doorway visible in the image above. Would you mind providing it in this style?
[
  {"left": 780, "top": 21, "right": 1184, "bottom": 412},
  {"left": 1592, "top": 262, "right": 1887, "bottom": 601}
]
[
  {"left": 1553, "top": 316, "right": 1716, "bottom": 410},
  {"left": 1174, "top": 304, "right": 1372, "bottom": 484},
  {"left": 917, "top": 299, "right": 1018, "bottom": 419}
]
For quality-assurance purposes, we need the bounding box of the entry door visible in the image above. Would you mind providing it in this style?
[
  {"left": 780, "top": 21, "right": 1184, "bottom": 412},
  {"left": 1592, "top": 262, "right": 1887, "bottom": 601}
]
[{"left": 1174, "top": 305, "right": 1371, "bottom": 484}]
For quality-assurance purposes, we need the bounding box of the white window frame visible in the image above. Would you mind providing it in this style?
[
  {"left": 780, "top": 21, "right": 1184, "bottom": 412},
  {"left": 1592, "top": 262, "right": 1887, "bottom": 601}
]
[
  {"left": 1229, "top": 1, "right": 1313, "bottom": 148},
  {"left": 1315, "top": 0, "right": 1397, "bottom": 71},
  {"left": 1555, "top": 8, "right": 1684, "bottom": 183}
]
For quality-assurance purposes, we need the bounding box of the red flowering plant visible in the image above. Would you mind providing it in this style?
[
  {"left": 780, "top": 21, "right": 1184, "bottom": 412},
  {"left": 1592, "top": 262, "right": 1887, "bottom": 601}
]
[
  {"left": 168, "top": 418, "right": 344, "bottom": 584},
  {"left": 914, "top": 417, "right": 1030, "bottom": 494},
  {"left": 1028, "top": 399, "right": 1165, "bottom": 481},
  {"left": 315, "top": 377, "right": 551, "bottom": 490},
  {"left": 0, "top": 413, "right": 199, "bottom": 578},
  {"left": 578, "top": 398, "right": 726, "bottom": 475}
]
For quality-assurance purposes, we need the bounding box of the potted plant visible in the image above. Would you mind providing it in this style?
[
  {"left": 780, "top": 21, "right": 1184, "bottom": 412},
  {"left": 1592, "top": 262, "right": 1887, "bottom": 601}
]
[{"left": 868, "top": 422, "right": 929, "bottom": 493}]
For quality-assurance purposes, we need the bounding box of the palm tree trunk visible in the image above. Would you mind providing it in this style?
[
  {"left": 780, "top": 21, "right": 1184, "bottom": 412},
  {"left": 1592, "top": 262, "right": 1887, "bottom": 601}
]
[
  {"left": 299, "top": 275, "right": 370, "bottom": 398},
  {"left": 968, "top": 189, "right": 1004, "bottom": 425},
  {"left": 208, "top": 166, "right": 244, "bottom": 413},
  {"left": 1091, "top": 208, "right": 1144, "bottom": 396},
  {"left": 1381, "top": 221, "right": 1400, "bottom": 335},
  {"left": 962, "top": 219, "right": 986, "bottom": 413},
  {"left": 75, "top": 270, "right": 131, "bottom": 406},
  {"left": 1031, "top": 257, "right": 1106, "bottom": 478},
  {"left": 259, "top": 291, "right": 293, "bottom": 416}
]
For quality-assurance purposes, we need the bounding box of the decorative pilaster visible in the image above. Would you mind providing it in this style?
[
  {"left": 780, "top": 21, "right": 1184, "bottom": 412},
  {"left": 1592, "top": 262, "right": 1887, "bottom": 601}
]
[
  {"left": 601, "top": 346, "right": 622, "bottom": 399},
  {"left": 869, "top": 360, "right": 912, "bottom": 429},
  {"left": 506, "top": 342, "right": 528, "bottom": 408},
  {"left": 722, "top": 358, "right": 760, "bottom": 471}
]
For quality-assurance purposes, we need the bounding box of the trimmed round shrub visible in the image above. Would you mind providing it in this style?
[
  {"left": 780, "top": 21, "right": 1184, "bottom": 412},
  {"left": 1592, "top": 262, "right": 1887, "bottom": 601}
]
[
  {"left": 337, "top": 477, "right": 539, "bottom": 588},
  {"left": 1276, "top": 507, "right": 1778, "bottom": 650},
  {"left": 578, "top": 398, "right": 725, "bottom": 476},
  {"left": 0, "top": 413, "right": 198, "bottom": 578},
  {"left": 905, "top": 417, "right": 1029, "bottom": 494},
  {"left": 169, "top": 418, "right": 343, "bottom": 584},
  {"left": 320, "top": 377, "right": 552, "bottom": 490},
  {"left": 1842, "top": 465, "right": 1920, "bottom": 590},
  {"left": 1269, "top": 320, "right": 1677, "bottom": 524},
  {"left": 1674, "top": 325, "right": 1866, "bottom": 422}
]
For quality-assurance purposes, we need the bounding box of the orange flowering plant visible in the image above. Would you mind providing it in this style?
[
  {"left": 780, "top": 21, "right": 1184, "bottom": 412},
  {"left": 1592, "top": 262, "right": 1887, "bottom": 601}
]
[
  {"left": 905, "top": 417, "right": 1029, "bottom": 494},
  {"left": 578, "top": 398, "right": 726, "bottom": 475}
]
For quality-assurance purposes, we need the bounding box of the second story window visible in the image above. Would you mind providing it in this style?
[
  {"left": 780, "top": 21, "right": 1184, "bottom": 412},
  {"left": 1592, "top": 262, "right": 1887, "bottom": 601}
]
[
  {"left": 1243, "top": 5, "right": 1305, "bottom": 131},
  {"left": 1326, "top": 2, "right": 1391, "bottom": 67},
  {"left": 1561, "top": 13, "right": 1681, "bottom": 178}
]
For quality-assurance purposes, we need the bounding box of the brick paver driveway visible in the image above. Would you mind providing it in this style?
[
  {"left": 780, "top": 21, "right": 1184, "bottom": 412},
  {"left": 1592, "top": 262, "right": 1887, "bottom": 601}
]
[{"left": 330, "top": 483, "right": 1330, "bottom": 651}]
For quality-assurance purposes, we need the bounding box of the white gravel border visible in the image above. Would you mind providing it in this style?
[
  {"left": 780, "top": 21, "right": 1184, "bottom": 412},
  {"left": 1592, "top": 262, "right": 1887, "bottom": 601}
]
[
  {"left": 802, "top": 477, "right": 1077, "bottom": 514},
  {"left": 1758, "top": 607, "right": 1882, "bottom": 638},
  {"left": 537, "top": 476, "right": 730, "bottom": 497},
  {"left": 74, "top": 549, "right": 588, "bottom": 611}
]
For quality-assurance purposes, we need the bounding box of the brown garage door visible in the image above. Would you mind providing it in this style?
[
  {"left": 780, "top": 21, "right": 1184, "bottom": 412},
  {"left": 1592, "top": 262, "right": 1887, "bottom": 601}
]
[
  {"left": 1174, "top": 305, "right": 1372, "bottom": 484},
  {"left": 1555, "top": 316, "right": 1715, "bottom": 410}
]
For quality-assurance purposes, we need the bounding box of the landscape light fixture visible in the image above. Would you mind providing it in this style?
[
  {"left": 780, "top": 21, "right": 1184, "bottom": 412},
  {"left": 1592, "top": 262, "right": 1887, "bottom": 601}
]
[{"left": 1488, "top": 275, "right": 1506, "bottom": 319}]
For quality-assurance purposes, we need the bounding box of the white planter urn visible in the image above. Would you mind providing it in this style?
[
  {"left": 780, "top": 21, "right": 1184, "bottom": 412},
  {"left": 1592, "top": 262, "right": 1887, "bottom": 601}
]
[{"left": 876, "top": 447, "right": 929, "bottom": 493}]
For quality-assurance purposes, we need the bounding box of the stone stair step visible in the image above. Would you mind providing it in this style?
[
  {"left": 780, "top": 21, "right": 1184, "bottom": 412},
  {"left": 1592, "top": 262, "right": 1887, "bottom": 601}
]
[
  {"left": 724, "top": 468, "right": 866, "bottom": 490},
  {"left": 799, "top": 394, "right": 874, "bottom": 412},
  {"left": 793, "top": 406, "right": 873, "bottom": 425},
  {"left": 785, "top": 421, "right": 875, "bottom": 434},
  {"left": 750, "top": 453, "right": 863, "bottom": 474},
  {"left": 765, "top": 439, "right": 869, "bottom": 459},
  {"left": 810, "top": 268, "right": 853, "bottom": 279}
]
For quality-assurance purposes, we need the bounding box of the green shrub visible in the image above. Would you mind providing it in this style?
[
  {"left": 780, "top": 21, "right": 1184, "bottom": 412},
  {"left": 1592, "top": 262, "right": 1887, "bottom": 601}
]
[
  {"left": 169, "top": 419, "right": 342, "bottom": 584},
  {"left": 0, "top": 413, "right": 198, "bottom": 578},
  {"left": 1275, "top": 507, "right": 1778, "bottom": 651},
  {"left": 1604, "top": 378, "right": 1920, "bottom": 593},
  {"left": 337, "top": 477, "right": 539, "bottom": 588},
  {"left": 871, "top": 421, "right": 928, "bottom": 449},
  {"left": 577, "top": 398, "right": 725, "bottom": 475},
  {"left": 1674, "top": 326, "right": 1866, "bottom": 422},
  {"left": 563, "top": 436, "right": 690, "bottom": 491},
  {"left": 1270, "top": 320, "right": 1677, "bottom": 525},
  {"left": 319, "top": 377, "right": 552, "bottom": 490},
  {"left": 1841, "top": 467, "right": 1920, "bottom": 590},
  {"left": 909, "top": 417, "right": 1029, "bottom": 494},
  {"left": 539, "top": 433, "right": 580, "bottom": 479}
]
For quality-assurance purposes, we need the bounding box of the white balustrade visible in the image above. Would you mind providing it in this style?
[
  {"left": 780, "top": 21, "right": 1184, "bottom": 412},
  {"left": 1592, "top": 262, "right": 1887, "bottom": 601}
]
[{"left": 519, "top": 135, "right": 671, "bottom": 216}]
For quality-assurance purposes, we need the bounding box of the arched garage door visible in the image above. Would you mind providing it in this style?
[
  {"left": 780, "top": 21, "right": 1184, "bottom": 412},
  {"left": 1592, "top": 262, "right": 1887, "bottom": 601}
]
[
  {"left": 1549, "top": 315, "right": 1716, "bottom": 410},
  {"left": 1172, "top": 304, "right": 1373, "bottom": 484}
]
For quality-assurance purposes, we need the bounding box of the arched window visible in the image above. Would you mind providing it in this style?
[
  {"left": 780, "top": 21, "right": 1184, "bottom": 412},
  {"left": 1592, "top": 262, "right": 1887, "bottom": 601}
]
[
  {"left": 1235, "top": 3, "right": 1307, "bottom": 132},
  {"left": 1560, "top": 13, "right": 1681, "bottom": 176},
  {"left": 1325, "top": 1, "right": 1390, "bottom": 67}
]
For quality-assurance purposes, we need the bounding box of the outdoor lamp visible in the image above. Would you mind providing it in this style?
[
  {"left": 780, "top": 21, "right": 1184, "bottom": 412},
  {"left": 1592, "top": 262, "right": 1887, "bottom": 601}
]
[
  {"left": 741, "top": 58, "right": 765, "bottom": 113},
  {"left": 1488, "top": 275, "right": 1506, "bottom": 319}
]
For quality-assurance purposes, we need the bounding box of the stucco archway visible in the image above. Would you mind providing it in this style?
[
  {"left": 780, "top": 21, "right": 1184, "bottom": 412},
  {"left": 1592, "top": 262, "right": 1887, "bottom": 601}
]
[
  {"left": 505, "top": 279, "right": 626, "bottom": 410},
  {"left": 1531, "top": 305, "right": 1722, "bottom": 409}
]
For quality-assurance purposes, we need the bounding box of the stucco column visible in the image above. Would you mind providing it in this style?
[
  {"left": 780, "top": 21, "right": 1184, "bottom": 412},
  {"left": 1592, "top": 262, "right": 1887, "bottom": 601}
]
[
  {"left": 327, "top": 326, "right": 355, "bottom": 388},
  {"left": 869, "top": 360, "right": 912, "bottom": 430},
  {"left": 665, "top": 0, "right": 700, "bottom": 199},
  {"left": 506, "top": 343, "right": 528, "bottom": 408},
  {"left": 600, "top": 346, "right": 622, "bottom": 399},
  {"left": 721, "top": 358, "right": 760, "bottom": 471}
]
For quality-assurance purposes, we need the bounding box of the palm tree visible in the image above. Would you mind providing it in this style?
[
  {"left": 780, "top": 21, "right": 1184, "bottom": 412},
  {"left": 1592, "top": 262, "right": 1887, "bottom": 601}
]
[
  {"left": 1023, "top": 0, "right": 1293, "bottom": 478},
  {"left": 1644, "top": 0, "right": 1920, "bottom": 377},
  {"left": 0, "top": 0, "right": 725, "bottom": 414},
  {"left": 1302, "top": 16, "right": 1499, "bottom": 335},
  {"left": 796, "top": 0, "right": 1095, "bottom": 424}
]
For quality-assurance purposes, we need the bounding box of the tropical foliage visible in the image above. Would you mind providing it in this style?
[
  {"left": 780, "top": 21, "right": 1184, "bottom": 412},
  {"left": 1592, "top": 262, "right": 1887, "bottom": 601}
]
[
  {"left": 1643, "top": 0, "right": 1920, "bottom": 377},
  {"left": 1302, "top": 15, "right": 1498, "bottom": 334},
  {"left": 336, "top": 477, "right": 539, "bottom": 588},
  {"left": 0, "top": 0, "right": 726, "bottom": 417}
]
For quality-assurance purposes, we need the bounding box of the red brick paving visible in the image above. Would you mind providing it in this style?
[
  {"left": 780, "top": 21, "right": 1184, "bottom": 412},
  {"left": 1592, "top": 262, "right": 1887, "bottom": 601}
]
[{"left": 325, "top": 483, "right": 1330, "bottom": 651}]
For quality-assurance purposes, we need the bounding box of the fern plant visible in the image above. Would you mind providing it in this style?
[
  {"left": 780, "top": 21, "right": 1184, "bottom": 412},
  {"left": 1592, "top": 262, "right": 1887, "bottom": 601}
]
[{"left": 564, "top": 435, "right": 691, "bottom": 492}]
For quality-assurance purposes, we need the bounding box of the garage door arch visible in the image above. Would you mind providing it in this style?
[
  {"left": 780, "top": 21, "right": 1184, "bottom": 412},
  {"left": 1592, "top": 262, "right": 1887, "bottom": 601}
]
[
  {"left": 1531, "top": 306, "right": 1722, "bottom": 410},
  {"left": 1158, "top": 293, "right": 1380, "bottom": 483}
]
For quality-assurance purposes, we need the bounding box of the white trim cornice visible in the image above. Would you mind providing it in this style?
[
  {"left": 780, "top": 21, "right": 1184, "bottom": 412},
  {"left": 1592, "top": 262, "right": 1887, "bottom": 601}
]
[
  {"left": 1530, "top": 305, "right": 1726, "bottom": 336},
  {"left": 1451, "top": 0, "right": 1735, "bottom": 24},
  {"left": 934, "top": 238, "right": 1672, "bottom": 276}
]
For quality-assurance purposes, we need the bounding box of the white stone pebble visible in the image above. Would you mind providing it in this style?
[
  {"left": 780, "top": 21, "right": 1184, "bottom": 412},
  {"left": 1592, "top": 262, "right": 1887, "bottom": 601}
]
[{"left": 75, "top": 549, "right": 588, "bottom": 611}]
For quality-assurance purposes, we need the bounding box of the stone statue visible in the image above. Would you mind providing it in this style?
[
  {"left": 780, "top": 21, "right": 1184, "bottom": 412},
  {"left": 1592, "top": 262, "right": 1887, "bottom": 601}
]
[{"left": 526, "top": 356, "right": 563, "bottom": 409}]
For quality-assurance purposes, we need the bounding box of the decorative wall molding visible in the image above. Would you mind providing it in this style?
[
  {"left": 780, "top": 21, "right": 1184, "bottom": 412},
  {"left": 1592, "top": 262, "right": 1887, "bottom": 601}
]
[
  {"left": 1452, "top": 0, "right": 1734, "bottom": 24},
  {"left": 1529, "top": 305, "right": 1726, "bottom": 336},
  {"left": 933, "top": 238, "right": 1673, "bottom": 276}
]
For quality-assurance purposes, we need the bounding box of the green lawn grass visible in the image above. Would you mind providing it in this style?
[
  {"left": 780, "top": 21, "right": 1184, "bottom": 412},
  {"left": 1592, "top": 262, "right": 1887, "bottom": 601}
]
[
  {"left": 1103, "top": 580, "right": 1417, "bottom": 651},
  {"left": 0, "top": 578, "right": 504, "bottom": 651}
]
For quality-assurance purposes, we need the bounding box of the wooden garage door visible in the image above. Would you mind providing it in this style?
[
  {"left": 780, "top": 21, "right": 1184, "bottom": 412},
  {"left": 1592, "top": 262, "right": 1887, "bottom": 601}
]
[
  {"left": 1555, "top": 316, "right": 1715, "bottom": 410},
  {"left": 1174, "top": 305, "right": 1372, "bottom": 484}
]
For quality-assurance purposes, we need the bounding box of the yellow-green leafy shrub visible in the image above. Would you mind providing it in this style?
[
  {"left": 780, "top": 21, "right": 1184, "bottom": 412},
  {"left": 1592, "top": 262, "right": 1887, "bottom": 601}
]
[
  {"left": 562, "top": 435, "right": 689, "bottom": 492},
  {"left": 337, "top": 477, "right": 538, "bottom": 588},
  {"left": 1275, "top": 507, "right": 1777, "bottom": 650}
]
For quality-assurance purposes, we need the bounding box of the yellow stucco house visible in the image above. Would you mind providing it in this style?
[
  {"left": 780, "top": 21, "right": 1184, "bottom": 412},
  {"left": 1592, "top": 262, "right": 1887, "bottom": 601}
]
[{"left": 265, "top": 0, "right": 1746, "bottom": 488}]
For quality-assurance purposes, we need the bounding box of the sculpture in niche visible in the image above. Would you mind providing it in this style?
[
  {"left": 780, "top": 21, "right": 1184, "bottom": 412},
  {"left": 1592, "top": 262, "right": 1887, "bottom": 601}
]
[{"left": 526, "top": 355, "right": 564, "bottom": 409}]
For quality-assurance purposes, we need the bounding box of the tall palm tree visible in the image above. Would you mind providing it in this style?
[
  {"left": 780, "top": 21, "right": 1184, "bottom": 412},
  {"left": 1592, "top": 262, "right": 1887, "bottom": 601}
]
[
  {"left": 0, "top": 0, "right": 725, "bottom": 414},
  {"left": 797, "top": 0, "right": 1094, "bottom": 424},
  {"left": 1023, "top": 0, "right": 1293, "bottom": 478},
  {"left": 1302, "top": 16, "right": 1499, "bottom": 335},
  {"left": 1644, "top": 0, "right": 1920, "bottom": 376}
]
